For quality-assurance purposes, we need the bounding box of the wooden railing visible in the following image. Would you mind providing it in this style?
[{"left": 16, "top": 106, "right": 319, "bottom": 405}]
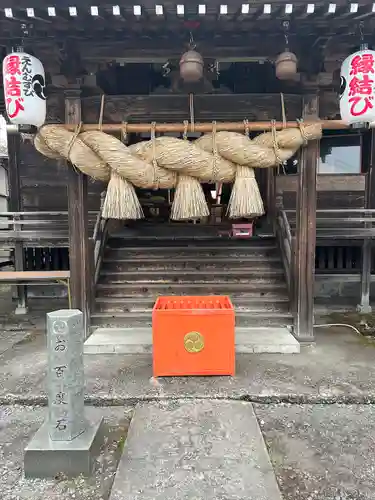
[
  {"left": 91, "top": 193, "right": 109, "bottom": 285},
  {"left": 285, "top": 208, "right": 375, "bottom": 239},
  {"left": 275, "top": 208, "right": 293, "bottom": 293},
  {"left": 0, "top": 207, "right": 107, "bottom": 315},
  {"left": 0, "top": 211, "right": 98, "bottom": 247},
  {"left": 277, "top": 206, "right": 375, "bottom": 314}
]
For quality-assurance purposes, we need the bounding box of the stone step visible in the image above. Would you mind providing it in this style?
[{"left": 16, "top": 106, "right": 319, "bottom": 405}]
[
  {"left": 94, "top": 296, "right": 290, "bottom": 313},
  {"left": 98, "top": 269, "right": 285, "bottom": 284},
  {"left": 90, "top": 311, "right": 293, "bottom": 328},
  {"left": 102, "top": 256, "right": 282, "bottom": 272},
  {"left": 107, "top": 236, "right": 276, "bottom": 249},
  {"left": 96, "top": 281, "right": 289, "bottom": 296},
  {"left": 84, "top": 326, "right": 299, "bottom": 355},
  {"left": 105, "top": 247, "right": 279, "bottom": 260}
]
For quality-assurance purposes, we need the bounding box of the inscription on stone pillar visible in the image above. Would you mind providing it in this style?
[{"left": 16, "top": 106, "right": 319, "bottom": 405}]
[{"left": 47, "top": 309, "right": 87, "bottom": 441}]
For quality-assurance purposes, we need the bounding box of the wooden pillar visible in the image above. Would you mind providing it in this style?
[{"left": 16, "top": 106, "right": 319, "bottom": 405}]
[
  {"left": 357, "top": 130, "right": 375, "bottom": 314},
  {"left": 65, "top": 88, "right": 91, "bottom": 335},
  {"left": 293, "top": 94, "right": 319, "bottom": 341},
  {"left": 266, "top": 168, "right": 276, "bottom": 230},
  {"left": 7, "top": 133, "right": 27, "bottom": 313}
]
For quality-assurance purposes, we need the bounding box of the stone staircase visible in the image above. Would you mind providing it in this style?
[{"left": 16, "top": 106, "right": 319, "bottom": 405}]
[{"left": 91, "top": 231, "right": 293, "bottom": 330}]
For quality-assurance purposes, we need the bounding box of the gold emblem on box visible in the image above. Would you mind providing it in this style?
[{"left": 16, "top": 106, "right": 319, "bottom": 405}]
[{"left": 184, "top": 331, "right": 205, "bottom": 353}]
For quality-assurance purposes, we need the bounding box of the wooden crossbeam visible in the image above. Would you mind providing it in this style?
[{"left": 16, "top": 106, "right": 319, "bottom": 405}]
[{"left": 49, "top": 119, "right": 355, "bottom": 133}]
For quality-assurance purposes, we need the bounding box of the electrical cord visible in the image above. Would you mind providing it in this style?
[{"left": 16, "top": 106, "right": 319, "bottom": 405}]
[{"left": 313, "top": 323, "right": 362, "bottom": 336}]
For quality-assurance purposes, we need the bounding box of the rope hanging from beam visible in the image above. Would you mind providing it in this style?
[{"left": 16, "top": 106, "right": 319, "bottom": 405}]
[{"left": 34, "top": 117, "right": 322, "bottom": 221}]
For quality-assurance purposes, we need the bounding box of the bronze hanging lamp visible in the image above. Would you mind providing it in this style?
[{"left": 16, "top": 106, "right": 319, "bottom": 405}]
[
  {"left": 275, "top": 21, "right": 298, "bottom": 80},
  {"left": 179, "top": 31, "right": 204, "bottom": 82}
]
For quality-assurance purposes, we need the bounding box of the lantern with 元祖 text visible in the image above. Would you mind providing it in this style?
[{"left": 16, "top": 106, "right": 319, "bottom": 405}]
[
  {"left": 340, "top": 49, "right": 375, "bottom": 126},
  {"left": 3, "top": 52, "right": 46, "bottom": 128}
]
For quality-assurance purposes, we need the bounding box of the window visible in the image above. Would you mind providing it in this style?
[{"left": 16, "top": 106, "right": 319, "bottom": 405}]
[{"left": 318, "top": 135, "right": 361, "bottom": 174}]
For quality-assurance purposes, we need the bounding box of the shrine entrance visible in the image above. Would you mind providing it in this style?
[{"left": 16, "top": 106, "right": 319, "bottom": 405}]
[{"left": 2, "top": 1, "right": 375, "bottom": 345}]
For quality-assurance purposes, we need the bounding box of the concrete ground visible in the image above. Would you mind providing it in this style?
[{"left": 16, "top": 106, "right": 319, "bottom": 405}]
[
  {"left": 1, "top": 307, "right": 375, "bottom": 499},
  {"left": 1, "top": 324, "right": 375, "bottom": 404}
]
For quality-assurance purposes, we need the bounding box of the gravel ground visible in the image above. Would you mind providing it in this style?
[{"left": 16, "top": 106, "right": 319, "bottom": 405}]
[
  {"left": 0, "top": 405, "right": 132, "bottom": 500},
  {"left": 255, "top": 403, "right": 375, "bottom": 500}
]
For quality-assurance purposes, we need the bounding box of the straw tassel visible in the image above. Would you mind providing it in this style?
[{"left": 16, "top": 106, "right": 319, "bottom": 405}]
[
  {"left": 227, "top": 166, "right": 264, "bottom": 219},
  {"left": 102, "top": 172, "right": 144, "bottom": 220}
]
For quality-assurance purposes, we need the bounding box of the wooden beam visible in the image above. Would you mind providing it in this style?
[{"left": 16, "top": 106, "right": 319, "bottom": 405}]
[
  {"left": 357, "top": 130, "right": 375, "bottom": 314},
  {"left": 293, "top": 94, "right": 319, "bottom": 341},
  {"left": 7, "top": 133, "right": 27, "bottom": 314},
  {"left": 65, "top": 87, "right": 91, "bottom": 335},
  {"left": 52, "top": 119, "right": 366, "bottom": 133},
  {"left": 276, "top": 174, "right": 366, "bottom": 193}
]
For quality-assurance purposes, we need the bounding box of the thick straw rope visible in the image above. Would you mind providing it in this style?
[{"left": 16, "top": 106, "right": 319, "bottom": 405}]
[{"left": 34, "top": 111, "right": 322, "bottom": 220}]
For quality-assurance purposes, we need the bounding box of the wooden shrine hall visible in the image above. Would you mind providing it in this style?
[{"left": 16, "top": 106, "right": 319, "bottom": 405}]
[{"left": 1, "top": 0, "right": 375, "bottom": 344}]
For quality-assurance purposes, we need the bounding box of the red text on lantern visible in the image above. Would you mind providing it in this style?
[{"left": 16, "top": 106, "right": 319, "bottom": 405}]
[
  {"left": 348, "top": 56, "right": 375, "bottom": 117},
  {"left": 350, "top": 54, "right": 375, "bottom": 76},
  {"left": 349, "top": 96, "right": 374, "bottom": 117},
  {"left": 4, "top": 55, "right": 25, "bottom": 119}
]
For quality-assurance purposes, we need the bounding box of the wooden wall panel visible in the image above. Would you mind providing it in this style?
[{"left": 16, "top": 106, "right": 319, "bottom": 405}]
[
  {"left": 82, "top": 94, "right": 303, "bottom": 124},
  {"left": 19, "top": 93, "right": 104, "bottom": 214},
  {"left": 19, "top": 142, "right": 104, "bottom": 212},
  {"left": 276, "top": 174, "right": 366, "bottom": 210}
]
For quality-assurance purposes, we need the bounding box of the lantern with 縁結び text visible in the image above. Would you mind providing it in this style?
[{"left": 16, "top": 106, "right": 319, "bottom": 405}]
[
  {"left": 3, "top": 52, "right": 46, "bottom": 128},
  {"left": 340, "top": 49, "right": 375, "bottom": 126}
]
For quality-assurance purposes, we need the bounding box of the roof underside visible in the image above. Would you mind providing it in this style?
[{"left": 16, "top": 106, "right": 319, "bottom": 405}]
[{"left": 0, "top": 2, "right": 374, "bottom": 64}]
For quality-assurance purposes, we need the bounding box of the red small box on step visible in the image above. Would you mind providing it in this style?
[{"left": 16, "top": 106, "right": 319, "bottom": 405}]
[{"left": 231, "top": 223, "right": 253, "bottom": 239}]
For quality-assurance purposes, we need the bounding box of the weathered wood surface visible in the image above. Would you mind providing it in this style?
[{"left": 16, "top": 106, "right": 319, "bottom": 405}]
[
  {"left": 65, "top": 89, "right": 92, "bottom": 333},
  {"left": 7, "top": 133, "right": 27, "bottom": 311},
  {"left": 293, "top": 94, "right": 319, "bottom": 341},
  {"left": 276, "top": 174, "right": 366, "bottom": 193},
  {"left": 283, "top": 191, "right": 365, "bottom": 210},
  {"left": 0, "top": 270, "right": 70, "bottom": 280},
  {"left": 20, "top": 142, "right": 104, "bottom": 211},
  {"left": 319, "top": 91, "right": 340, "bottom": 120},
  {"left": 358, "top": 130, "right": 375, "bottom": 313},
  {"left": 0, "top": 3, "right": 374, "bottom": 70},
  {"left": 20, "top": 94, "right": 104, "bottom": 213},
  {"left": 82, "top": 94, "right": 303, "bottom": 124},
  {"left": 277, "top": 174, "right": 366, "bottom": 211}
]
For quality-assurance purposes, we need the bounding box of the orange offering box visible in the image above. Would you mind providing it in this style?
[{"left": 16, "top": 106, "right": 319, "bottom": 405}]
[{"left": 152, "top": 296, "right": 235, "bottom": 377}]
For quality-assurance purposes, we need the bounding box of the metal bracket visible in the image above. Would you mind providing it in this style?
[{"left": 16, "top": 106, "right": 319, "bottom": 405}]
[{"left": 6, "top": 124, "right": 37, "bottom": 135}]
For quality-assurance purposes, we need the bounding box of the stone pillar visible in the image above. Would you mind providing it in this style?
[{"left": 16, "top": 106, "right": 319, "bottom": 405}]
[
  {"left": 47, "top": 309, "right": 87, "bottom": 441},
  {"left": 24, "top": 309, "right": 103, "bottom": 478}
]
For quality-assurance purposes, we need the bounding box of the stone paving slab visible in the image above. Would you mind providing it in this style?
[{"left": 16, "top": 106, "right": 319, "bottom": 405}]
[
  {"left": 109, "top": 400, "right": 282, "bottom": 500},
  {"left": 84, "top": 326, "right": 300, "bottom": 354}
]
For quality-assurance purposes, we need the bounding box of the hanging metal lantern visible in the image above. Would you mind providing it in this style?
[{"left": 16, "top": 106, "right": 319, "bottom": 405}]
[
  {"left": 275, "top": 50, "right": 298, "bottom": 80},
  {"left": 275, "top": 20, "right": 297, "bottom": 80},
  {"left": 179, "top": 50, "right": 204, "bottom": 82}
]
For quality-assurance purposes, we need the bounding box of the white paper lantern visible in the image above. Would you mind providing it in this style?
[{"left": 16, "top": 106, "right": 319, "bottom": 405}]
[
  {"left": 3, "top": 52, "right": 46, "bottom": 128},
  {"left": 340, "top": 49, "right": 375, "bottom": 125}
]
